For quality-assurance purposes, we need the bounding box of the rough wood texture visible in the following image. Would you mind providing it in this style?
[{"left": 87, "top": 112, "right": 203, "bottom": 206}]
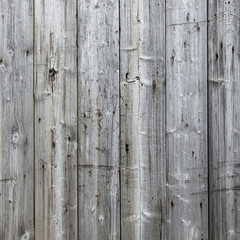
[
  {"left": 120, "top": 0, "right": 166, "bottom": 239},
  {"left": 166, "top": 0, "right": 208, "bottom": 239},
  {"left": 2, "top": 0, "right": 240, "bottom": 239},
  {"left": 34, "top": 0, "right": 78, "bottom": 239},
  {"left": 0, "top": 0, "right": 34, "bottom": 239},
  {"left": 78, "top": 0, "right": 120, "bottom": 239},
  {"left": 208, "top": 0, "right": 240, "bottom": 239}
]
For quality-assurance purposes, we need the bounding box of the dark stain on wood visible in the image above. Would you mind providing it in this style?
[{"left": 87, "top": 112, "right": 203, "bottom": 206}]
[
  {"left": 125, "top": 144, "right": 129, "bottom": 153},
  {"left": 152, "top": 80, "right": 156, "bottom": 89},
  {"left": 49, "top": 68, "right": 58, "bottom": 78}
]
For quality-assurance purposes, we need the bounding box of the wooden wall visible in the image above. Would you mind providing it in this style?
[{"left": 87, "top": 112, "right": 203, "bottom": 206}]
[{"left": 0, "top": 0, "right": 239, "bottom": 239}]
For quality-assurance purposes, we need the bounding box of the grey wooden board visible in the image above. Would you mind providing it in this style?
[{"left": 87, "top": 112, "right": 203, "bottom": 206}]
[
  {"left": 120, "top": 0, "right": 166, "bottom": 239},
  {"left": 78, "top": 0, "right": 120, "bottom": 239},
  {"left": 166, "top": 0, "right": 208, "bottom": 239},
  {"left": 34, "top": 0, "right": 78, "bottom": 239},
  {"left": 0, "top": 0, "right": 34, "bottom": 239},
  {"left": 208, "top": 0, "right": 240, "bottom": 239},
  {"left": 1, "top": 0, "right": 240, "bottom": 239}
]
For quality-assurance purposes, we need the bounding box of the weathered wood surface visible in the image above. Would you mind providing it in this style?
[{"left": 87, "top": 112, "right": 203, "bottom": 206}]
[
  {"left": 0, "top": 0, "right": 34, "bottom": 239},
  {"left": 78, "top": 0, "right": 120, "bottom": 239},
  {"left": 166, "top": 0, "right": 208, "bottom": 239},
  {"left": 208, "top": 0, "right": 240, "bottom": 239},
  {"left": 1, "top": 0, "right": 240, "bottom": 239},
  {"left": 120, "top": 0, "right": 166, "bottom": 239},
  {"left": 34, "top": 0, "right": 78, "bottom": 239}
]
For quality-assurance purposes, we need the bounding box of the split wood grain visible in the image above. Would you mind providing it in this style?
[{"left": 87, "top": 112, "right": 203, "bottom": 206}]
[
  {"left": 0, "top": 0, "right": 34, "bottom": 239},
  {"left": 208, "top": 0, "right": 240, "bottom": 239},
  {"left": 34, "top": 0, "right": 78, "bottom": 239},
  {"left": 120, "top": 0, "right": 166, "bottom": 239},
  {"left": 166, "top": 0, "right": 208, "bottom": 239},
  {"left": 78, "top": 0, "right": 120, "bottom": 239}
]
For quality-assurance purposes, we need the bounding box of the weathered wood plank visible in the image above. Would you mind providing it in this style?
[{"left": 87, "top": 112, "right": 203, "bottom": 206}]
[
  {"left": 34, "top": 0, "right": 78, "bottom": 239},
  {"left": 78, "top": 0, "right": 120, "bottom": 239},
  {"left": 208, "top": 0, "right": 240, "bottom": 239},
  {"left": 166, "top": 0, "right": 208, "bottom": 239},
  {"left": 120, "top": 0, "right": 166, "bottom": 239},
  {"left": 0, "top": 0, "right": 34, "bottom": 239}
]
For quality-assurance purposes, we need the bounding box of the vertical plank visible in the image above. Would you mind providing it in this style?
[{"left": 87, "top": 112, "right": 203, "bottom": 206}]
[
  {"left": 78, "top": 0, "right": 120, "bottom": 239},
  {"left": 34, "top": 0, "right": 78, "bottom": 239},
  {"left": 120, "top": 0, "right": 166, "bottom": 239},
  {"left": 0, "top": 0, "right": 34, "bottom": 239},
  {"left": 208, "top": 0, "right": 240, "bottom": 239},
  {"left": 166, "top": 0, "right": 208, "bottom": 239}
]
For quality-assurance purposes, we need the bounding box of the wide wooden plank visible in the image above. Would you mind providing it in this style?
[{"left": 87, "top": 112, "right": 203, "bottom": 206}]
[
  {"left": 0, "top": 0, "right": 34, "bottom": 239},
  {"left": 120, "top": 0, "right": 166, "bottom": 239},
  {"left": 208, "top": 0, "right": 240, "bottom": 239},
  {"left": 34, "top": 0, "right": 78, "bottom": 239},
  {"left": 78, "top": 0, "right": 120, "bottom": 239},
  {"left": 166, "top": 0, "right": 208, "bottom": 239}
]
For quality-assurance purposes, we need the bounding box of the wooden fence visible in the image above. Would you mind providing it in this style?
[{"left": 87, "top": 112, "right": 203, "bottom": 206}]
[{"left": 0, "top": 0, "right": 239, "bottom": 239}]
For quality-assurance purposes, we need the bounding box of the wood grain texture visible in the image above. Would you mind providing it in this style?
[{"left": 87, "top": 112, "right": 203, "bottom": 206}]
[
  {"left": 208, "top": 0, "right": 240, "bottom": 239},
  {"left": 0, "top": 0, "right": 34, "bottom": 239},
  {"left": 120, "top": 0, "right": 166, "bottom": 239},
  {"left": 78, "top": 0, "right": 120, "bottom": 239},
  {"left": 166, "top": 0, "right": 208, "bottom": 239},
  {"left": 34, "top": 0, "right": 78, "bottom": 239},
  {"left": 2, "top": 0, "right": 240, "bottom": 239}
]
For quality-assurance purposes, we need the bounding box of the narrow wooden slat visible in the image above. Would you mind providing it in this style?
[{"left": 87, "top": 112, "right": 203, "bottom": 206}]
[
  {"left": 78, "top": 0, "right": 120, "bottom": 239},
  {"left": 120, "top": 0, "right": 166, "bottom": 239},
  {"left": 166, "top": 0, "right": 208, "bottom": 239},
  {"left": 0, "top": 0, "right": 34, "bottom": 239},
  {"left": 208, "top": 0, "right": 240, "bottom": 239},
  {"left": 34, "top": 0, "right": 78, "bottom": 239}
]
